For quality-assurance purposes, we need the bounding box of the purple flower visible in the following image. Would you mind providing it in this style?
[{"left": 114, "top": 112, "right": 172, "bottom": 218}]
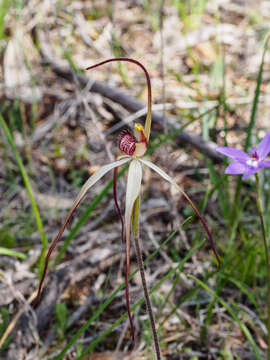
[{"left": 216, "top": 131, "right": 270, "bottom": 179}]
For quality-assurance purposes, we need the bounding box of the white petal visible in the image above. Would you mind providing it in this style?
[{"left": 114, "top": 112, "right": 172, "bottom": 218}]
[
  {"left": 140, "top": 159, "right": 220, "bottom": 265},
  {"left": 58, "top": 157, "right": 131, "bottom": 234},
  {"left": 125, "top": 160, "right": 143, "bottom": 269},
  {"left": 140, "top": 159, "right": 192, "bottom": 207},
  {"left": 140, "top": 159, "right": 174, "bottom": 184},
  {"left": 78, "top": 157, "right": 131, "bottom": 206},
  {"left": 33, "top": 156, "right": 131, "bottom": 304}
]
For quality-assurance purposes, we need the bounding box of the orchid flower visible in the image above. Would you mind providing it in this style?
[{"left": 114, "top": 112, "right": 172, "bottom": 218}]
[
  {"left": 216, "top": 131, "right": 270, "bottom": 179},
  {"left": 33, "top": 58, "right": 220, "bottom": 353}
]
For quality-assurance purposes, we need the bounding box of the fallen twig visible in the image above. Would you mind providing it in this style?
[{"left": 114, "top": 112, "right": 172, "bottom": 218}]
[{"left": 36, "top": 29, "right": 223, "bottom": 163}]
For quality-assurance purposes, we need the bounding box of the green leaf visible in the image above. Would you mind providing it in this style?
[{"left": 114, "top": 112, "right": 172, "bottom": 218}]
[
  {"left": 0, "top": 247, "right": 26, "bottom": 260},
  {"left": 0, "top": 115, "right": 47, "bottom": 276},
  {"left": 190, "top": 275, "right": 263, "bottom": 360}
]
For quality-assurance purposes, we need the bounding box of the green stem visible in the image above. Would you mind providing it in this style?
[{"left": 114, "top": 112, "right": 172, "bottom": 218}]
[
  {"left": 132, "top": 196, "right": 161, "bottom": 360},
  {"left": 255, "top": 173, "right": 270, "bottom": 359}
]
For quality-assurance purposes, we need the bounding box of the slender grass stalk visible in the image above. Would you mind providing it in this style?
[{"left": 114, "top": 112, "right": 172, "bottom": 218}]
[
  {"left": 0, "top": 115, "right": 47, "bottom": 276},
  {"left": 0, "top": 0, "right": 9, "bottom": 40},
  {"left": 132, "top": 196, "right": 161, "bottom": 359},
  {"left": 74, "top": 238, "right": 204, "bottom": 360},
  {"left": 54, "top": 163, "right": 129, "bottom": 267},
  {"left": 255, "top": 173, "right": 270, "bottom": 359},
  {"left": 0, "top": 247, "right": 26, "bottom": 260},
  {"left": 190, "top": 275, "right": 263, "bottom": 360},
  {"left": 231, "top": 36, "right": 270, "bottom": 225},
  {"left": 52, "top": 224, "right": 195, "bottom": 360},
  {"left": 245, "top": 36, "right": 270, "bottom": 153}
]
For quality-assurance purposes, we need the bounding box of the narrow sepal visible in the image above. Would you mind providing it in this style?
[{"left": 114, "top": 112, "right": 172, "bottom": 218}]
[
  {"left": 113, "top": 167, "right": 125, "bottom": 244},
  {"left": 257, "top": 131, "right": 270, "bottom": 160},
  {"left": 225, "top": 162, "right": 247, "bottom": 175},
  {"left": 216, "top": 146, "right": 249, "bottom": 162},
  {"left": 140, "top": 159, "right": 221, "bottom": 266},
  {"left": 124, "top": 160, "right": 142, "bottom": 337},
  {"left": 33, "top": 157, "right": 130, "bottom": 306}
]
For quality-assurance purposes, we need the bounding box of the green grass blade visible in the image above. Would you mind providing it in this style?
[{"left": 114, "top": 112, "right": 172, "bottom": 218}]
[
  {"left": 51, "top": 226, "right": 182, "bottom": 360},
  {"left": 245, "top": 35, "right": 270, "bottom": 151},
  {"left": 0, "top": 115, "right": 47, "bottom": 276},
  {"left": 77, "top": 238, "right": 205, "bottom": 360},
  {"left": 0, "top": 0, "right": 9, "bottom": 40},
  {"left": 190, "top": 275, "right": 263, "bottom": 360},
  {"left": 200, "top": 174, "right": 227, "bottom": 214},
  {"left": 224, "top": 276, "right": 260, "bottom": 315},
  {"left": 53, "top": 163, "right": 129, "bottom": 266},
  {"left": 149, "top": 105, "right": 218, "bottom": 154},
  {"left": 207, "top": 159, "right": 230, "bottom": 220},
  {"left": 232, "top": 36, "right": 270, "bottom": 225},
  {"left": 0, "top": 247, "right": 26, "bottom": 260},
  {"left": 160, "top": 271, "right": 216, "bottom": 328},
  {"left": 51, "top": 222, "right": 199, "bottom": 360}
]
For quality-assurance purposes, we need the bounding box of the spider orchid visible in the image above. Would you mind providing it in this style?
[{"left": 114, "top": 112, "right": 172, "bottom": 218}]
[{"left": 33, "top": 58, "right": 220, "bottom": 356}]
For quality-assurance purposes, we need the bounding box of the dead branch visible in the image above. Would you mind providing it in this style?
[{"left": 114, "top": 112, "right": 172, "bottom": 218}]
[{"left": 36, "top": 29, "right": 223, "bottom": 163}]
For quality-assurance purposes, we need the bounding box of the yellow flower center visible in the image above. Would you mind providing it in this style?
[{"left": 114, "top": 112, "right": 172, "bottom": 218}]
[{"left": 133, "top": 123, "right": 148, "bottom": 157}]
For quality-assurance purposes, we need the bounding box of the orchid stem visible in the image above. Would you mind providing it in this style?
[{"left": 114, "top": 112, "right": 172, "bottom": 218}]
[
  {"left": 113, "top": 167, "right": 135, "bottom": 341},
  {"left": 132, "top": 196, "right": 161, "bottom": 360},
  {"left": 255, "top": 173, "right": 270, "bottom": 360}
]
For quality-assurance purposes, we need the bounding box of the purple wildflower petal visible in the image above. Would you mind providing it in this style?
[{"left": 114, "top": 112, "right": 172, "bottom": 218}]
[
  {"left": 242, "top": 167, "right": 260, "bottom": 179},
  {"left": 257, "top": 131, "right": 270, "bottom": 160},
  {"left": 216, "top": 146, "right": 249, "bottom": 162},
  {"left": 242, "top": 162, "right": 265, "bottom": 179},
  {"left": 225, "top": 161, "right": 247, "bottom": 175},
  {"left": 260, "top": 160, "right": 270, "bottom": 168}
]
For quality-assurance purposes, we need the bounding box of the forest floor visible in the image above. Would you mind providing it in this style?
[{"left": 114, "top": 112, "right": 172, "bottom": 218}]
[{"left": 1, "top": 0, "right": 270, "bottom": 359}]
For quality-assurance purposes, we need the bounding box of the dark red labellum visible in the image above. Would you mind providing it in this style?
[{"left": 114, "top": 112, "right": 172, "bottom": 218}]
[{"left": 118, "top": 130, "right": 137, "bottom": 155}]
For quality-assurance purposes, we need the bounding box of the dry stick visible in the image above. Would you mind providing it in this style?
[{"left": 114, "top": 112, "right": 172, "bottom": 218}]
[
  {"left": 37, "top": 33, "right": 223, "bottom": 162},
  {"left": 53, "top": 3, "right": 114, "bottom": 162},
  {"left": 133, "top": 197, "right": 161, "bottom": 360},
  {"left": 0, "top": 291, "right": 37, "bottom": 348}
]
